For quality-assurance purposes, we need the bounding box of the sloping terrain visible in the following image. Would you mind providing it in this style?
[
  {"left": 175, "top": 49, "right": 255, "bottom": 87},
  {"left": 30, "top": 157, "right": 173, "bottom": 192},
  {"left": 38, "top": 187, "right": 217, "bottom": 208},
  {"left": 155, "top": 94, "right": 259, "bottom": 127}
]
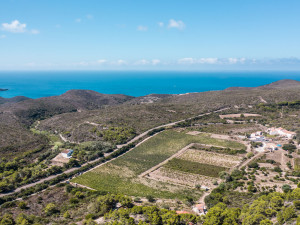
[
  {"left": 0, "top": 96, "right": 30, "bottom": 105},
  {"left": 1, "top": 79, "right": 300, "bottom": 157},
  {"left": 37, "top": 80, "right": 300, "bottom": 143},
  {"left": 0, "top": 91, "right": 133, "bottom": 156}
]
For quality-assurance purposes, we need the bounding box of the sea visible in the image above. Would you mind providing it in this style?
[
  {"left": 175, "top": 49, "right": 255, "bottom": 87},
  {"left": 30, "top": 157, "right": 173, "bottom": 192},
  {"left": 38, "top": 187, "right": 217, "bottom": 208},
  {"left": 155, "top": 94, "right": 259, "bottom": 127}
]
[{"left": 1, "top": 71, "right": 300, "bottom": 99}]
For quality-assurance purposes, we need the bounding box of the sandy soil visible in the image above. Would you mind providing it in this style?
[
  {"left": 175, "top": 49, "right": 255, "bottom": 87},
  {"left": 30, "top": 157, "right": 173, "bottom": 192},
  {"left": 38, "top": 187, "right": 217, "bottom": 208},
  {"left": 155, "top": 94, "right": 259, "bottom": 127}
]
[
  {"left": 51, "top": 153, "right": 70, "bottom": 166},
  {"left": 219, "top": 113, "right": 261, "bottom": 119}
]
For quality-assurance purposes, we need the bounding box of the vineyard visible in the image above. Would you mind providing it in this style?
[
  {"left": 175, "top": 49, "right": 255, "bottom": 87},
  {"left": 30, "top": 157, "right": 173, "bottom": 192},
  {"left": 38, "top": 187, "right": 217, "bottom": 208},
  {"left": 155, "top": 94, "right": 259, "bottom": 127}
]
[
  {"left": 163, "top": 158, "right": 227, "bottom": 178},
  {"left": 72, "top": 130, "right": 245, "bottom": 199}
]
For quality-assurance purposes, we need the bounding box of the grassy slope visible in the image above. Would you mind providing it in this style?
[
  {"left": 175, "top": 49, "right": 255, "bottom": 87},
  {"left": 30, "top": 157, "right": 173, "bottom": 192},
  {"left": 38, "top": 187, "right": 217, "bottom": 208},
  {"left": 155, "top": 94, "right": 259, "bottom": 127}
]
[{"left": 72, "top": 130, "right": 244, "bottom": 199}]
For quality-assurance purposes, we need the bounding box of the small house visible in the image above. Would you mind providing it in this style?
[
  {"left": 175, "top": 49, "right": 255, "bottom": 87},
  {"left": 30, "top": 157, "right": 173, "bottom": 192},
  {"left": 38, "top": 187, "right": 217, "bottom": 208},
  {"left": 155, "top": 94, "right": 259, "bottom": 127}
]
[
  {"left": 192, "top": 203, "right": 207, "bottom": 215},
  {"left": 61, "top": 149, "right": 73, "bottom": 158}
]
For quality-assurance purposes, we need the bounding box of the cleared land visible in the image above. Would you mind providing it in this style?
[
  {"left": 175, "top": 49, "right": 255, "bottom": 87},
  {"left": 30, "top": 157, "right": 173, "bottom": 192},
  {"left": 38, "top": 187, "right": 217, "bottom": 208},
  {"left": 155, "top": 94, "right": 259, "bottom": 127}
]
[
  {"left": 72, "top": 130, "right": 244, "bottom": 199},
  {"left": 219, "top": 113, "right": 261, "bottom": 119},
  {"left": 148, "top": 167, "right": 217, "bottom": 188},
  {"left": 178, "top": 149, "right": 242, "bottom": 168}
]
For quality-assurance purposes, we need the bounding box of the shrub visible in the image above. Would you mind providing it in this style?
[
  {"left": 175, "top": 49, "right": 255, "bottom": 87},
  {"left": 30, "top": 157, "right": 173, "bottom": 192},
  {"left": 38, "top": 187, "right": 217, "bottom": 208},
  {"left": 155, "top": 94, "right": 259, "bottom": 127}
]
[
  {"left": 18, "top": 201, "right": 27, "bottom": 210},
  {"left": 44, "top": 203, "right": 58, "bottom": 215},
  {"left": 146, "top": 195, "right": 155, "bottom": 203},
  {"left": 282, "top": 184, "right": 292, "bottom": 193}
]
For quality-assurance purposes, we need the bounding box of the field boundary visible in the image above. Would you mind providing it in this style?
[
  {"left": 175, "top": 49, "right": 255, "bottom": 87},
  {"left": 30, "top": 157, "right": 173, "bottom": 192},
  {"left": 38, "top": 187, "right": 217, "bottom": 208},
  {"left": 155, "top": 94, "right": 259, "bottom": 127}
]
[{"left": 138, "top": 143, "right": 194, "bottom": 178}]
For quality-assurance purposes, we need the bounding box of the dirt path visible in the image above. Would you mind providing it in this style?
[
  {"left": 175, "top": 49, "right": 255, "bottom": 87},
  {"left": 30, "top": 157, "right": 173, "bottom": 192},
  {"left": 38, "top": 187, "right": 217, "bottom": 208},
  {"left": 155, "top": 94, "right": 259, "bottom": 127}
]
[
  {"left": 259, "top": 96, "right": 267, "bottom": 103},
  {"left": 238, "top": 152, "right": 264, "bottom": 169},
  {"left": 0, "top": 107, "right": 229, "bottom": 198},
  {"left": 198, "top": 190, "right": 211, "bottom": 204}
]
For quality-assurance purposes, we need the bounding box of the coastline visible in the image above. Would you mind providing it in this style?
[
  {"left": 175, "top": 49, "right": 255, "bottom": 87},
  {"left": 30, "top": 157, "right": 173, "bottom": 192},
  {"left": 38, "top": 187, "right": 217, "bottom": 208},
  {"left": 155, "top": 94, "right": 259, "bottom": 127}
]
[{"left": 1, "top": 71, "right": 300, "bottom": 99}]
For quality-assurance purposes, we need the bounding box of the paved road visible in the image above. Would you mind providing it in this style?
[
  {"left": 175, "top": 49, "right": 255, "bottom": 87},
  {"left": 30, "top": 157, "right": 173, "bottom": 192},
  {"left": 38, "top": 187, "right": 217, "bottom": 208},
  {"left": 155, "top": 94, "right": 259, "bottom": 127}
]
[{"left": 0, "top": 107, "right": 229, "bottom": 198}]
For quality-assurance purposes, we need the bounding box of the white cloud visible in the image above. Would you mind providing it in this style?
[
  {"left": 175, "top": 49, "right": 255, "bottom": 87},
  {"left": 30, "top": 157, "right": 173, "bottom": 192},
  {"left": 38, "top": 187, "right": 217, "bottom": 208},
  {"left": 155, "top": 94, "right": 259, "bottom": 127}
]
[
  {"left": 114, "top": 59, "right": 127, "bottom": 65},
  {"left": 178, "top": 58, "right": 196, "bottom": 64},
  {"left": 1, "top": 20, "right": 27, "bottom": 33},
  {"left": 152, "top": 59, "right": 160, "bottom": 65},
  {"left": 97, "top": 59, "right": 107, "bottom": 64},
  {"left": 135, "top": 59, "right": 149, "bottom": 65},
  {"left": 178, "top": 57, "right": 251, "bottom": 65},
  {"left": 137, "top": 25, "right": 148, "bottom": 31},
  {"left": 158, "top": 22, "right": 164, "bottom": 27},
  {"left": 198, "top": 58, "right": 218, "bottom": 64},
  {"left": 75, "top": 18, "right": 82, "bottom": 23},
  {"left": 0, "top": 34, "right": 6, "bottom": 39},
  {"left": 168, "top": 19, "right": 185, "bottom": 30}
]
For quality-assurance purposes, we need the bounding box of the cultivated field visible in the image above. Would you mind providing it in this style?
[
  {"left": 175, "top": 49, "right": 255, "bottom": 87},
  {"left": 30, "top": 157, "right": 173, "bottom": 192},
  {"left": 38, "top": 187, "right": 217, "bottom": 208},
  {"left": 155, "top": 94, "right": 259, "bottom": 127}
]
[
  {"left": 72, "top": 130, "right": 245, "bottom": 199},
  {"left": 148, "top": 167, "right": 217, "bottom": 188},
  {"left": 178, "top": 149, "right": 242, "bottom": 168},
  {"left": 163, "top": 158, "right": 227, "bottom": 178}
]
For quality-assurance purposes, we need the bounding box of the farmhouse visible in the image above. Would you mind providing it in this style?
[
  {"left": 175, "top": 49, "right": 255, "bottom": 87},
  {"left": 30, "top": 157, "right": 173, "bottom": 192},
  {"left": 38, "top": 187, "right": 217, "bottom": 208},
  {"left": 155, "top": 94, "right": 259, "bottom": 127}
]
[
  {"left": 267, "top": 127, "right": 296, "bottom": 139},
  {"left": 61, "top": 149, "right": 74, "bottom": 158},
  {"left": 265, "top": 143, "right": 278, "bottom": 152},
  {"left": 192, "top": 203, "right": 207, "bottom": 215}
]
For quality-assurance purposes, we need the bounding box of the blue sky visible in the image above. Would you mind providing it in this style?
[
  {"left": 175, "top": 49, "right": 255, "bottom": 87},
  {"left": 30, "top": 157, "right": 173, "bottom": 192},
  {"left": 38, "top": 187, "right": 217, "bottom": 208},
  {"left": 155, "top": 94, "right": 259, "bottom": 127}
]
[{"left": 1, "top": 0, "right": 300, "bottom": 70}]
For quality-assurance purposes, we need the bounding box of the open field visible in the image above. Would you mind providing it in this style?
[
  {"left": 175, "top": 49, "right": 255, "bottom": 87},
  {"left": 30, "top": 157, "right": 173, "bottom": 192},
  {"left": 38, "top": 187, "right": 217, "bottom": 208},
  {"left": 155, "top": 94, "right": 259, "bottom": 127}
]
[
  {"left": 72, "top": 130, "right": 243, "bottom": 199},
  {"left": 183, "top": 131, "right": 246, "bottom": 150},
  {"left": 148, "top": 167, "right": 217, "bottom": 188},
  {"left": 219, "top": 113, "right": 261, "bottom": 119},
  {"left": 178, "top": 149, "right": 242, "bottom": 168},
  {"left": 164, "top": 158, "right": 227, "bottom": 178}
]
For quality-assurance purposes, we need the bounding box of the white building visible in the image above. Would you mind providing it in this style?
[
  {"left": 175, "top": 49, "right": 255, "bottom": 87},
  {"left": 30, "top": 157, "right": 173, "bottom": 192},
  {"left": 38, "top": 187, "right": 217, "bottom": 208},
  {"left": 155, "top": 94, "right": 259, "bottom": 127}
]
[
  {"left": 61, "top": 149, "right": 74, "bottom": 158},
  {"left": 268, "top": 127, "right": 296, "bottom": 139}
]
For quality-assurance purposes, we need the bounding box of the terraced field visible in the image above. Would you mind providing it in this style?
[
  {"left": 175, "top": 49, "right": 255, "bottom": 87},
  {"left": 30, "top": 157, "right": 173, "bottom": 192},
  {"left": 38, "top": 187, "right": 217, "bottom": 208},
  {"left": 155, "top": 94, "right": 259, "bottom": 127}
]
[{"left": 72, "top": 130, "right": 245, "bottom": 199}]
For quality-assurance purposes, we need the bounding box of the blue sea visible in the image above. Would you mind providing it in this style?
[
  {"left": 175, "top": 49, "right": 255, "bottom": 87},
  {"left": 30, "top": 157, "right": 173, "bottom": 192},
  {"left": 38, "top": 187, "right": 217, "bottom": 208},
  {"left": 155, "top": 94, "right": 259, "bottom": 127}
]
[{"left": 1, "top": 71, "right": 300, "bottom": 99}]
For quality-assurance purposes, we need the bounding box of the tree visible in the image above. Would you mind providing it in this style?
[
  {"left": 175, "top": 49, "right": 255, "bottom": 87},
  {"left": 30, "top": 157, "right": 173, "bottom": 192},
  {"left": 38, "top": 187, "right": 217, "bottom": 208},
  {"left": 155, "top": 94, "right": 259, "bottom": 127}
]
[
  {"left": 259, "top": 219, "right": 273, "bottom": 225},
  {"left": 146, "top": 195, "right": 155, "bottom": 203},
  {"left": 0, "top": 214, "right": 15, "bottom": 225},
  {"left": 282, "top": 184, "right": 292, "bottom": 193},
  {"left": 293, "top": 200, "right": 300, "bottom": 210},
  {"left": 282, "top": 206, "right": 296, "bottom": 222},
  {"left": 282, "top": 144, "right": 296, "bottom": 153},
  {"left": 18, "top": 201, "right": 27, "bottom": 210},
  {"left": 270, "top": 196, "right": 284, "bottom": 210},
  {"left": 44, "top": 203, "right": 58, "bottom": 215}
]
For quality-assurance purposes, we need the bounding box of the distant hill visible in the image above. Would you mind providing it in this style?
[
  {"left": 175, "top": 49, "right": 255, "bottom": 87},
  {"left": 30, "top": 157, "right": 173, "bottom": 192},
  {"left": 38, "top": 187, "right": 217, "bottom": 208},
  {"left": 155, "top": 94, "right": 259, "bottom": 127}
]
[
  {"left": 0, "top": 91, "right": 134, "bottom": 156},
  {"left": 225, "top": 79, "right": 300, "bottom": 91},
  {"left": 257, "top": 79, "right": 300, "bottom": 89},
  {"left": 1, "top": 79, "right": 300, "bottom": 157},
  {"left": 0, "top": 90, "right": 134, "bottom": 126},
  {"left": 0, "top": 96, "right": 30, "bottom": 105}
]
